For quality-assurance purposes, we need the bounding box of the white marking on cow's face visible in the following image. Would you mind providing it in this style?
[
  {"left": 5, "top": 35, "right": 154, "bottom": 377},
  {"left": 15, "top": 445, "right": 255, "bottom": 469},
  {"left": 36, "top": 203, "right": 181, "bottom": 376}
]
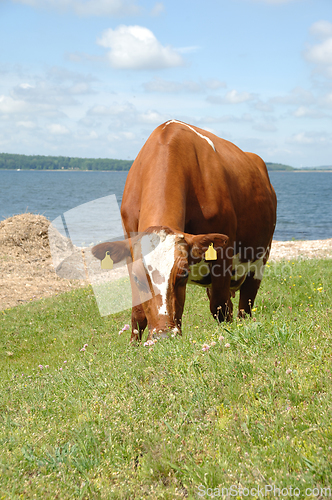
[
  {"left": 140, "top": 231, "right": 176, "bottom": 315},
  {"left": 164, "top": 120, "right": 216, "bottom": 152}
]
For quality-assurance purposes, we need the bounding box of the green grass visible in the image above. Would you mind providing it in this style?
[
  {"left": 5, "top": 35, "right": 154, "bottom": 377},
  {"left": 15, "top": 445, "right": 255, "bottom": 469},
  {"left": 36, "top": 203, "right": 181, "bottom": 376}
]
[{"left": 0, "top": 259, "right": 331, "bottom": 499}]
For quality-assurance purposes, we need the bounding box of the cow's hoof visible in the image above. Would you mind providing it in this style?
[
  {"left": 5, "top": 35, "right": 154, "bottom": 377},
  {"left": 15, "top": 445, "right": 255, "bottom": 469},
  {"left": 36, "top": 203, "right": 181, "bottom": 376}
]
[
  {"left": 144, "top": 339, "right": 157, "bottom": 347},
  {"left": 171, "top": 327, "right": 182, "bottom": 337},
  {"left": 130, "top": 329, "right": 140, "bottom": 344}
]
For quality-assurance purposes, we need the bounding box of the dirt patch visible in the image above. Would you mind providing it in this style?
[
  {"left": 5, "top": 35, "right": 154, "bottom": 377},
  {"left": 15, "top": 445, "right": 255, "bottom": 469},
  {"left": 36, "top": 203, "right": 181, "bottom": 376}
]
[
  {"left": 269, "top": 239, "right": 332, "bottom": 261},
  {"left": 0, "top": 213, "right": 86, "bottom": 310},
  {"left": 0, "top": 213, "right": 331, "bottom": 311}
]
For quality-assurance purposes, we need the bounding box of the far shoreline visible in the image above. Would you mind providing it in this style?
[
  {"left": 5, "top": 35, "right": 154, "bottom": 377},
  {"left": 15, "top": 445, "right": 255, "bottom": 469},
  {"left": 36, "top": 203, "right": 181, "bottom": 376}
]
[
  {"left": 1, "top": 168, "right": 332, "bottom": 173},
  {"left": 0, "top": 169, "right": 129, "bottom": 172}
]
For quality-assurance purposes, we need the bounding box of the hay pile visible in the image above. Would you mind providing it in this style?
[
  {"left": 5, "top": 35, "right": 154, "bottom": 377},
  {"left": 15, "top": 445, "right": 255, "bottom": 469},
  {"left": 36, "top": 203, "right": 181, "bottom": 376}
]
[{"left": 0, "top": 213, "right": 85, "bottom": 310}]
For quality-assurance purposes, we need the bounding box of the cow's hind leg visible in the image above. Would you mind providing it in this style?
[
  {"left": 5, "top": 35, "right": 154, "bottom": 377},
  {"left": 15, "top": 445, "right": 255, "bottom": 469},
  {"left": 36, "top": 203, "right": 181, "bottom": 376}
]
[
  {"left": 238, "top": 272, "right": 261, "bottom": 318},
  {"left": 130, "top": 305, "right": 147, "bottom": 343}
]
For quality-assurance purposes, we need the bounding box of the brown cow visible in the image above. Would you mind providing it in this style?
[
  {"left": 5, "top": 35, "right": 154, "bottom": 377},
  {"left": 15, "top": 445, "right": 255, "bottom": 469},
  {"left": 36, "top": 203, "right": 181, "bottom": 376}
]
[{"left": 92, "top": 120, "right": 277, "bottom": 342}]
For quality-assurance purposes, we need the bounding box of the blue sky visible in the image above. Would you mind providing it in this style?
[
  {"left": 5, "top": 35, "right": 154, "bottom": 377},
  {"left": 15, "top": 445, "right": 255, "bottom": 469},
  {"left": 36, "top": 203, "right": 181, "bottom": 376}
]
[{"left": 1, "top": 0, "right": 331, "bottom": 167}]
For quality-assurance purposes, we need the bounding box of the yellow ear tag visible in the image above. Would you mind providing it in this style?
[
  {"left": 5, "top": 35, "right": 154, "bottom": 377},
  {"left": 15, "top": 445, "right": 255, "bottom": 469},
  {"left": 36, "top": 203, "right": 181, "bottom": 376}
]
[
  {"left": 101, "top": 251, "right": 113, "bottom": 270},
  {"left": 205, "top": 243, "right": 217, "bottom": 261}
]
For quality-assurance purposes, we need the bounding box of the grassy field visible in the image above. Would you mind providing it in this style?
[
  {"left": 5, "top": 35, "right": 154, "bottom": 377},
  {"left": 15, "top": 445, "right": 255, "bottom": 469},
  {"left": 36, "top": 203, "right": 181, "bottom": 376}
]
[{"left": 0, "top": 259, "right": 331, "bottom": 499}]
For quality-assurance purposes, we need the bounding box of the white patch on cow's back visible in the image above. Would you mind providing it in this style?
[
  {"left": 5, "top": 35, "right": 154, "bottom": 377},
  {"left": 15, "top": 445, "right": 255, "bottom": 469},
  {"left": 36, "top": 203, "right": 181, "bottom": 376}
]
[
  {"left": 142, "top": 230, "right": 176, "bottom": 315},
  {"left": 164, "top": 120, "right": 216, "bottom": 152},
  {"left": 232, "top": 254, "right": 266, "bottom": 283},
  {"left": 188, "top": 259, "right": 211, "bottom": 286},
  {"left": 187, "top": 253, "right": 267, "bottom": 290}
]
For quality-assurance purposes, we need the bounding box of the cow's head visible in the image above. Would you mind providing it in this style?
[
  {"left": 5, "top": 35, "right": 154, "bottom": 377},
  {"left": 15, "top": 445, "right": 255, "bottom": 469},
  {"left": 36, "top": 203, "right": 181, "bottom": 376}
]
[{"left": 92, "top": 227, "right": 228, "bottom": 340}]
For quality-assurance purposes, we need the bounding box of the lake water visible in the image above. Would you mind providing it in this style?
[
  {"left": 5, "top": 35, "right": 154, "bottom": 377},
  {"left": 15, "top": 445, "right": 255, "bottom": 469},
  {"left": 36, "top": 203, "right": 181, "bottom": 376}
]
[{"left": 1, "top": 170, "right": 331, "bottom": 241}]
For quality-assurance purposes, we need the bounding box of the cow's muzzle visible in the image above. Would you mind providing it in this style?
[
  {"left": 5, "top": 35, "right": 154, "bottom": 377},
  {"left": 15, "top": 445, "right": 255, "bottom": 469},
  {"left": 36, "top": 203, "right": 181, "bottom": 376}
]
[{"left": 150, "top": 326, "right": 182, "bottom": 340}]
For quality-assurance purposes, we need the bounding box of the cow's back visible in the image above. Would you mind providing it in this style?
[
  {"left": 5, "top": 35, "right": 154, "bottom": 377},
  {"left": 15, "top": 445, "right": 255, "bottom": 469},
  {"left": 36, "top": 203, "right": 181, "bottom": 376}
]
[{"left": 121, "top": 121, "right": 276, "bottom": 250}]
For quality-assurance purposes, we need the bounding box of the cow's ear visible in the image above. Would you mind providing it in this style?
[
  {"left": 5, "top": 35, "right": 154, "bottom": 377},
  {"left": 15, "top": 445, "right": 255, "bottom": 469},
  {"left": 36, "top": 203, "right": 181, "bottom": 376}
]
[
  {"left": 184, "top": 233, "right": 229, "bottom": 261},
  {"left": 91, "top": 240, "right": 131, "bottom": 263}
]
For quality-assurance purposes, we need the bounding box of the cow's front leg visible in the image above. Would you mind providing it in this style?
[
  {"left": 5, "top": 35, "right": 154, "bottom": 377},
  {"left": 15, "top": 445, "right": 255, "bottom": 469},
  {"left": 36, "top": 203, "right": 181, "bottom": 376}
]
[
  {"left": 238, "top": 271, "right": 261, "bottom": 318},
  {"left": 207, "top": 262, "right": 233, "bottom": 322},
  {"left": 207, "top": 287, "right": 233, "bottom": 322},
  {"left": 130, "top": 304, "right": 147, "bottom": 342},
  {"left": 128, "top": 262, "right": 148, "bottom": 343}
]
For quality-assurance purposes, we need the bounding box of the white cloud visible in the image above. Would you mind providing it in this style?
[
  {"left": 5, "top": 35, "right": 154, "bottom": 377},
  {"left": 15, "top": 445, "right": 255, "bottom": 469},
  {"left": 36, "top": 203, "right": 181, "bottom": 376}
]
[
  {"left": 69, "top": 82, "right": 94, "bottom": 95},
  {"left": 12, "top": 0, "right": 141, "bottom": 16},
  {"left": 0, "top": 68, "right": 101, "bottom": 153},
  {"left": 290, "top": 132, "right": 315, "bottom": 145},
  {"left": 75, "top": 0, "right": 140, "bottom": 16},
  {"left": 197, "top": 113, "right": 253, "bottom": 125},
  {"left": 288, "top": 131, "right": 330, "bottom": 145},
  {"left": 139, "top": 110, "right": 166, "bottom": 124},
  {"left": 309, "top": 21, "right": 332, "bottom": 40},
  {"left": 150, "top": 2, "right": 164, "bottom": 16},
  {"left": 107, "top": 131, "right": 136, "bottom": 143},
  {"left": 224, "top": 90, "right": 254, "bottom": 104},
  {"left": 19, "top": 83, "right": 34, "bottom": 90},
  {"left": 306, "top": 38, "right": 332, "bottom": 66},
  {"left": 0, "top": 95, "right": 27, "bottom": 114},
  {"left": 143, "top": 77, "right": 226, "bottom": 93},
  {"left": 87, "top": 101, "right": 141, "bottom": 132},
  {"left": 65, "top": 52, "right": 103, "bottom": 64},
  {"left": 253, "top": 122, "right": 277, "bottom": 132},
  {"left": 8, "top": 75, "right": 96, "bottom": 113},
  {"left": 87, "top": 101, "right": 167, "bottom": 127},
  {"left": 97, "top": 25, "right": 184, "bottom": 70},
  {"left": 271, "top": 87, "right": 314, "bottom": 106},
  {"left": 205, "top": 79, "right": 227, "bottom": 90},
  {"left": 88, "top": 102, "right": 136, "bottom": 117},
  {"left": 254, "top": 100, "right": 274, "bottom": 113},
  {"left": 322, "top": 92, "right": 332, "bottom": 107},
  {"left": 293, "top": 106, "right": 325, "bottom": 118},
  {"left": 246, "top": 0, "right": 299, "bottom": 3},
  {"left": 144, "top": 77, "right": 195, "bottom": 93},
  {"left": 208, "top": 90, "right": 254, "bottom": 105},
  {"left": 176, "top": 46, "right": 200, "bottom": 54},
  {"left": 12, "top": 82, "right": 77, "bottom": 106},
  {"left": 88, "top": 131, "right": 98, "bottom": 139},
  {"left": 46, "top": 66, "right": 97, "bottom": 85},
  {"left": 47, "top": 123, "right": 70, "bottom": 135},
  {"left": 16, "top": 120, "right": 36, "bottom": 129},
  {"left": 305, "top": 21, "right": 332, "bottom": 79}
]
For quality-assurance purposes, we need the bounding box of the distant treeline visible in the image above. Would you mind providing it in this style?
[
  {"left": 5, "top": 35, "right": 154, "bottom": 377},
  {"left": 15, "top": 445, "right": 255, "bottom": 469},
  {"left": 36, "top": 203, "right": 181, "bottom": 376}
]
[
  {"left": 1, "top": 152, "right": 329, "bottom": 172},
  {"left": 266, "top": 162, "right": 294, "bottom": 171},
  {"left": 0, "top": 153, "right": 133, "bottom": 171},
  {"left": 266, "top": 162, "right": 332, "bottom": 171}
]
